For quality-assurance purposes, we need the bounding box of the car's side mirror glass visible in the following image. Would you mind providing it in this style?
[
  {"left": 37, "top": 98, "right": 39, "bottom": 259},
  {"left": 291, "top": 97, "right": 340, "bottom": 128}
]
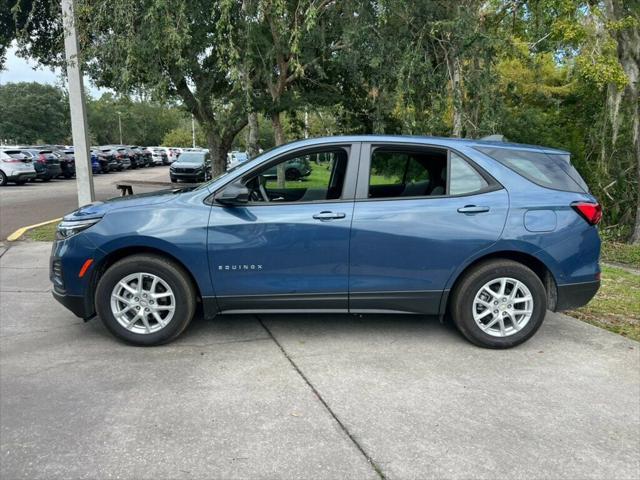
[{"left": 215, "top": 181, "right": 249, "bottom": 205}]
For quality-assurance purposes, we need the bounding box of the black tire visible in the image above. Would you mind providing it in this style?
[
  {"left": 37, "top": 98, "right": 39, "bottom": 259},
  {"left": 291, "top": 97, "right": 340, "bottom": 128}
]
[
  {"left": 15, "top": 179, "right": 26, "bottom": 185},
  {"left": 41, "top": 176, "right": 51, "bottom": 182},
  {"left": 170, "top": 177, "right": 177, "bottom": 183},
  {"left": 0, "top": 171, "right": 7, "bottom": 186},
  {"left": 95, "top": 254, "right": 196, "bottom": 346},
  {"left": 450, "top": 259, "right": 547, "bottom": 349},
  {"left": 285, "top": 168, "right": 300, "bottom": 181},
  {"left": 64, "top": 172, "right": 74, "bottom": 179}
]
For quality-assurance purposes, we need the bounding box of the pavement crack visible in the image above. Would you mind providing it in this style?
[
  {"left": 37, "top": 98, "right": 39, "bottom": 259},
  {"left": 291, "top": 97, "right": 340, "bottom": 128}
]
[{"left": 256, "top": 315, "right": 387, "bottom": 480}]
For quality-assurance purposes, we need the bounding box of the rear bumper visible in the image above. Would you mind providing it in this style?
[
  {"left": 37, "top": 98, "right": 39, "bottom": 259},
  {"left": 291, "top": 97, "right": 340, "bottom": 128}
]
[
  {"left": 555, "top": 280, "right": 600, "bottom": 311},
  {"left": 38, "top": 165, "right": 61, "bottom": 178},
  {"left": 7, "top": 171, "right": 36, "bottom": 181}
]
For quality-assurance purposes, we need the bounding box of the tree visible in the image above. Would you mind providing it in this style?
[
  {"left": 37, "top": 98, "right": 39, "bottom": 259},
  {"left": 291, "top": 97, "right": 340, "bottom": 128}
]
[
  {"left": 162, "top": 126, "right": 206, "bottom": 148},
  {"left": 69, "top": 0, "right": 249, "bottom": 175},
  {"left": 232, "top": 0, "right": 347, "bottom": 185},
  {"left": 87, "top": 94, "right": 185, "bottom": 146},
  {"left": 0, "top": 82, "right": 69, "bottom": 144},
  {"left": 603, "top": 0, "right": 640, "bottom": 243}
]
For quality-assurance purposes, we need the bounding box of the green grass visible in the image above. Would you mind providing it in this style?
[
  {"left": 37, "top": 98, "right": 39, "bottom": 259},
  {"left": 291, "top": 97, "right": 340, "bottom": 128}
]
[
  {"left": 601, "top": 241, "right": 640, "bottom": 268},
  {"left": 266, "top": 163, "right": 398, "bottom": 190},
  {"left": 569, "top": 265, "right": 640, "bottom": 341},
  {"left": 23, "top": 222, "right": 57, "bottom": 242}
]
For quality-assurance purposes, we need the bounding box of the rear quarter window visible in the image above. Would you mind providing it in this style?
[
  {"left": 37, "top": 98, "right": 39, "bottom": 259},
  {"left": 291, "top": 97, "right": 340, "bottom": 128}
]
[{"left": 475, "top": 146, "right": 588, "bottom": 193}]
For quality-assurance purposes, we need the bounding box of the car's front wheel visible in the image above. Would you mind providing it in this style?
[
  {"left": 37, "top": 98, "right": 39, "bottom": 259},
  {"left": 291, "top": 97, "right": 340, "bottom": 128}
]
[
  {"left": 95, "top": 254, "right": 196, "bottom": 346},
  {"left": 450, "top": 259, "right": 546, "bottom": 349}
]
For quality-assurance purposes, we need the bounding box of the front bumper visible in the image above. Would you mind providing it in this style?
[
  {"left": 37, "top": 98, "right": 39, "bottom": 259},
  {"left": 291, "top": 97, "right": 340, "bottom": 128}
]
[
  {"left": 52, "top": 289, "right": 91, "bottom": 319},
  {"left": 555, "top": 280, "right": 600, "bottom": 311},
  {"left": 170, "top": 171, "right": 204, "bottom": 181}
]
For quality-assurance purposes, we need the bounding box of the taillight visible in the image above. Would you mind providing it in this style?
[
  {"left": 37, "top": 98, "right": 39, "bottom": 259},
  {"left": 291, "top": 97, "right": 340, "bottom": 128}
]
[
  {"left": 38, "top": 154, "right": 47, "bottom": 164},
  {"left": 572, "top": 202, "right": 602, "bottom": 225},
  {"left": 4, "top": 158, "right": 21, "bottom": 163}
]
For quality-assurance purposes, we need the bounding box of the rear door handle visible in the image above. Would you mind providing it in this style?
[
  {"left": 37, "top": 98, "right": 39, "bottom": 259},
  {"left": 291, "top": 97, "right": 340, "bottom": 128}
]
[
  {"left": 457, "top": 205, "right": 490, "bottom": 214},
  {"left": 313, "top": 211, "right": 346, "bottom": 220}
]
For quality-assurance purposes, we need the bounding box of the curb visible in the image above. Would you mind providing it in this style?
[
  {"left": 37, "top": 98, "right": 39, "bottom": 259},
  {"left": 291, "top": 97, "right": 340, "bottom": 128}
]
[{"left": 7, "top": 218, "right": 62, "bottom": 242}]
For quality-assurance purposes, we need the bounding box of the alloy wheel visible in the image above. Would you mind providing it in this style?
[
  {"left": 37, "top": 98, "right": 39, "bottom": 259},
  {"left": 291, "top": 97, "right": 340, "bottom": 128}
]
[
  {"left": 472, "top": 277, "right": 534, "bottom": 337},
  {"left": 110, "top": 272, "right": 176, "bottom": 334}
]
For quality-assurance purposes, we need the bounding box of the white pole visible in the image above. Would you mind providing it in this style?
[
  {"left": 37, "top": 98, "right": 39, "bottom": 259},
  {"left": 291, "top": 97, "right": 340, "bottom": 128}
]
[
  {"left": 62, "top": 0, "right": 94, "bottom": 206},
  {"left": 117, "top": 112, "right": 123, "bottom": 144},
  {"left": 191, "top": 114, "right": 196, "bottom": 148}
]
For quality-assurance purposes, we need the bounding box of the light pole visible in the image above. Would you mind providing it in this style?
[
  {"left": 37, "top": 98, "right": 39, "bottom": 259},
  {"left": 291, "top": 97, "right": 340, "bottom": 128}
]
[
  {"left": 117, "top": 111, "right": 123, "bottom": 144},
  {"left": 61, "top": 0, "right": 94, "bottom": 206},
  {"left": 191, "top": 114, "right": 196, "bottom": 148}
]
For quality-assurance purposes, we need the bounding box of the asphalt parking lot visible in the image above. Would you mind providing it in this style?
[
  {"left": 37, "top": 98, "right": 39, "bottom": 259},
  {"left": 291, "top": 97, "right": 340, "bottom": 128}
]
[
  {"left": 1, "top": 241, "right": 639, "bottom": 479},
  {"left": 0, "top": 166, "right": 171, "bottom": 239}
]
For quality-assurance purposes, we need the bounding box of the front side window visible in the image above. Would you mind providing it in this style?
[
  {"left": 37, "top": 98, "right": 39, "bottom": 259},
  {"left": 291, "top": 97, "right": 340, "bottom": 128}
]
[{"left": 245, "top": 148, "right": 349, "bottom": 203}]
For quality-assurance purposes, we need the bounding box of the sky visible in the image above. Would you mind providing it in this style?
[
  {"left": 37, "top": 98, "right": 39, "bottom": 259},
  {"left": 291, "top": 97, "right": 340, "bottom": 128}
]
[{"left": 0, "top": 43, "right": 107, "bottom": 98}]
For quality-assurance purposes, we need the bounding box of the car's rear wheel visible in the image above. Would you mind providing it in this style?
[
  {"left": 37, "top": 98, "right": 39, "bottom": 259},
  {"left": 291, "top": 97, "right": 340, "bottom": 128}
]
[
  {"left": 450, "top": 259, "right": 546, "bottom": 349},
  {"left": 0, "top": 171, "right": 7, "bottom": 186},
  {"left": 95, "top": 254, "right": 196, "bottom": 346}
]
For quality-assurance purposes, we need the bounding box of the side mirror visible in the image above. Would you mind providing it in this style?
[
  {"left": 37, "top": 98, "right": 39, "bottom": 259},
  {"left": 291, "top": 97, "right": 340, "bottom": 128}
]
[{"left": 215, "top": 181, "right": 249, "bottom": 205}]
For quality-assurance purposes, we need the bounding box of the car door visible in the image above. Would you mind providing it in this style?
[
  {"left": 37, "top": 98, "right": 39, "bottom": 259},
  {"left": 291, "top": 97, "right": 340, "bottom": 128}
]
[
  {"left": 349, "top": 142, "right": 509, "bottom": 315},
  {"left": 207, "top": 142, "right": 360, "bottom": 312}
]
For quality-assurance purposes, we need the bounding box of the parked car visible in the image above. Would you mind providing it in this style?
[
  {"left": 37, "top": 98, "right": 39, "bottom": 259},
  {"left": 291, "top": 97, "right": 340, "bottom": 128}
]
[
  {"left": 54, "top": 150, "right": 76, "bottom": 178},
  {"left": 90, "top": 151, "right": 101, "bottom": 174},
  {"left": 0, "top": 149, "right": 37, "bottom": 185},
  {"left": 263, "top": 156, "right": 311, "bottom": 181},
  {"left": 30, "top": 145, "right": 75, "bottom": 179},
  {"left": 167, "top": 147, "right": 181, "bottom": 163},
  {"left": 20, "top": 148, "right": 62, "bottom": 181},
  {"left": 101, "top": 146, "right": 133, "bottom": 169},
  {"left": 146, "top": 147, "right": 169, "bottom": 165},
  {"left": 169, "top": 151, "right": 211, "bottom": 183},
  {"left": 93, "top": 148, "right": 121, "bottom": 171},
  {"left": 50, "top": 135, "right": 601, "bottom": 347},
  {"left": 131, "top": 146, "right": 153, "bottom": 167},
  {"left": 106, "top": 145, "right": 140, "bottom": 168},
  {"left": 227, "top": 151, "right": 249, "bottom": 170}
]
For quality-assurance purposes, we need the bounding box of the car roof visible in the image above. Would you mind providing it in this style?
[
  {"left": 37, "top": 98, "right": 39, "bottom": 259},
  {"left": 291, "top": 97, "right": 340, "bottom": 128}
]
[{"left": 271, "top": 135, "right": 570, "bottom": 155}]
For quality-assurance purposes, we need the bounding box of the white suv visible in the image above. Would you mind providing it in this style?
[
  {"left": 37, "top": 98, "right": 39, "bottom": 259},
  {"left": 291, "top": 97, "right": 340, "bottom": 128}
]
[{"left": 0, "top": 149, "right": 37, "bottom": 186}]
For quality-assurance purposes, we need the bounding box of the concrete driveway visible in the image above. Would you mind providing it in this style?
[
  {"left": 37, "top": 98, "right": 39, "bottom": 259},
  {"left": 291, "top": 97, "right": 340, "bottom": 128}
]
[{"left": 1, "top": 242, "right": 639, "bottom": 479}]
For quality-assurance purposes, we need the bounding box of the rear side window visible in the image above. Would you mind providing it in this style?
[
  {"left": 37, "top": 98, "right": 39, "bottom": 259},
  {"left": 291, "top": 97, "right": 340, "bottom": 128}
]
[
  {"left": 450, "top": 153, "right": 488, "bottom": 195},
  {"left": 476, "top": 146, "right": 588, "bottom": 193}
]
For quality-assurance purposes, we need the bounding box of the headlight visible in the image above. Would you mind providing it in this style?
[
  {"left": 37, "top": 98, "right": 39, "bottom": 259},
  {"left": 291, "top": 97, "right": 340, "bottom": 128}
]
[{"left": 56, "top": 218, "right": 101, "bottom": 240}]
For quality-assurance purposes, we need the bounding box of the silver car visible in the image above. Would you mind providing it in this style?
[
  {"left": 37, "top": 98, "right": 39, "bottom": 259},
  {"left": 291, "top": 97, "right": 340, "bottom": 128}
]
[{"left": 0, "top": 149, "right": 37, "bottom": 186}]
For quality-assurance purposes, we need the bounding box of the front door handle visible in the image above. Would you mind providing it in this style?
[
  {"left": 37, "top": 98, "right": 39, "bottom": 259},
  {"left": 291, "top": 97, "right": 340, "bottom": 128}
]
[
  {"left": 313, "top": 211, "right": 346, "bottom": 220},
  {"left": 457, "top": 205, "right": 490, "bottom": 214}
]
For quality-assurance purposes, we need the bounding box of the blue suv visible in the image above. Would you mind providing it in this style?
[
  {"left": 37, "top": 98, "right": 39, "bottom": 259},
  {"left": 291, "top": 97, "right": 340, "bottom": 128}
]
[{"left": 50, "top": 136, "right": 601, "bottom": 348}]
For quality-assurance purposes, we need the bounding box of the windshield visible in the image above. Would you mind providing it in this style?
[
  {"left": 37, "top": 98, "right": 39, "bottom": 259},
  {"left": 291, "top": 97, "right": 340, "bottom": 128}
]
[{"left": 176, "top": 152, "right": 205, "bottom": 163}]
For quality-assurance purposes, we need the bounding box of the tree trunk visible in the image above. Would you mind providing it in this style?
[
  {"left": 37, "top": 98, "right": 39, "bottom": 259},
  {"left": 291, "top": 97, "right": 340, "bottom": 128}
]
[
  {"left": 204, "top": 128, "right": 228, "bottom": 178},
  {"left": 448, "top": 54, "right": 463, "bottom": 138},
  {"left": 630, "top": 107, "right": 640, "bottom": 244},
  {"left": 272, "top": 112, "right": 286, "bottom": 187},
  {"left": 247, "top": 112, "right": 260, "bottom": 158}
]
